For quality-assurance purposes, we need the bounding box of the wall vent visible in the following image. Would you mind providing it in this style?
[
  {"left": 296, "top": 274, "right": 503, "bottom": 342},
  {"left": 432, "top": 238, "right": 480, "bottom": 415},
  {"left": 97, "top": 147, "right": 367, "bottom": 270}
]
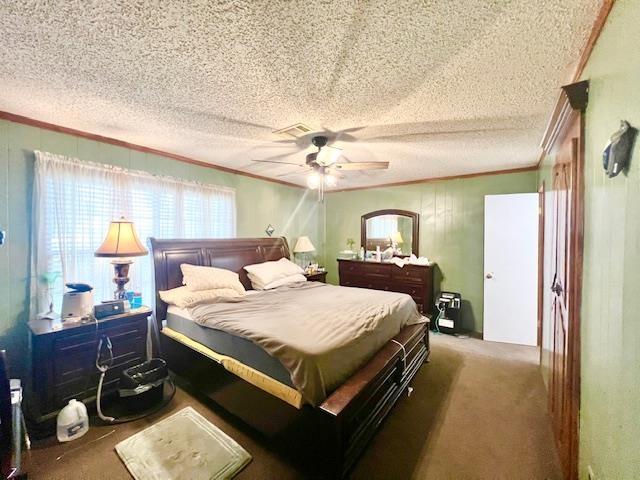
[{"left": 273, "top": 123, "right": 313, "bottom": 138}]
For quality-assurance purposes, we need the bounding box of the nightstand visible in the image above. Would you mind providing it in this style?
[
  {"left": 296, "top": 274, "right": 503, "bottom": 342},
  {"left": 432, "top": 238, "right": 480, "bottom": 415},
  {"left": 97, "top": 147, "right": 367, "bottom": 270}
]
[
  {"left": 27, "top": 306, "right": 151, "bottom": 424},
  {"left": 304, "top": 271, "right": 327, "bottom": 283}
]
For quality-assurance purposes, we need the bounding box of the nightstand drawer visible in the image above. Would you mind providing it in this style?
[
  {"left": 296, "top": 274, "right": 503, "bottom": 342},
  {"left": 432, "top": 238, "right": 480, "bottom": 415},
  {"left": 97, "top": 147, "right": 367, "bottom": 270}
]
[{"left": 53, "top": 331, "right": 146, "bottom": 385}]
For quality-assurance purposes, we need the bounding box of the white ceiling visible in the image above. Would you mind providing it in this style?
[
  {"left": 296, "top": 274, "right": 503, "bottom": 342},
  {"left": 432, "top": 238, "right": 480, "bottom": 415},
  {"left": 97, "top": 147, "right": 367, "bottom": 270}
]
[{"left": 0, "top": 1, "right": 602, "bottom": 189}]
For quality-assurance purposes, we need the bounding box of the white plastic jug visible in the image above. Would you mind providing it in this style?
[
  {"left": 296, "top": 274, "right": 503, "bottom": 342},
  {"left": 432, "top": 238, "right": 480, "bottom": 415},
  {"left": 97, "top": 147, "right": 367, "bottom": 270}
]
[{"left": 56, "top": 399, "right": 89, "bottom": 442}]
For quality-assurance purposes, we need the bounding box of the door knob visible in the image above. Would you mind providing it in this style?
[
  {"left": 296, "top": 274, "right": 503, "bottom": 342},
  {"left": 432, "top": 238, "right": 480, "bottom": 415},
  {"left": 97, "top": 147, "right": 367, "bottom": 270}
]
[
  {"left": 485, "top": 272, "right": 493, "bottom": 279},
  {"left": 551, "top": 281, "right": 563, "bottom": 295}
]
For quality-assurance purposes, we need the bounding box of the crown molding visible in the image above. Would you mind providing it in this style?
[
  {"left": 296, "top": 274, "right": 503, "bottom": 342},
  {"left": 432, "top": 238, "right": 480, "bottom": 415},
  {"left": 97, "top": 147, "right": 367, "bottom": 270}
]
[
  {"left": 328, "top": 165, "right": 538, "bottom": 193},
  {"left": 0, "top": 111, "right": 303, "bottom": 189}
]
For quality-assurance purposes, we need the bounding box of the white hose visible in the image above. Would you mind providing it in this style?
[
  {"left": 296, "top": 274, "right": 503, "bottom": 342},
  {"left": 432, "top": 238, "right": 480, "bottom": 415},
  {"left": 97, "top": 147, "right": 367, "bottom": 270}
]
[
  {"left": 96, "top": 335, "right": 115, "bottom": 423},
  {"left": 96, "top": 369, "right": 115, "bottom": 423}
]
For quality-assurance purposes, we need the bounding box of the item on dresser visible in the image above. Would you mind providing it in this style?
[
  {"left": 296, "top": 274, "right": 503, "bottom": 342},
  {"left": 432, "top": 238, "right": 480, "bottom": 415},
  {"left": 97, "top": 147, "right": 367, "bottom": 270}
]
[
  {"left": 390, "top": 254, "right": 432, "bottom": 268},
  {"left": 126, "top": 290, "right": 143, "bottom": 309},
  {"left": 94, "top": 217, "right": 148, "bottom": 300},
  {"left": 94, "top": 300, "right": 128, "bottom": 320},
  {"left": 338, "top": 259, "right": 434, "bottom": 314},
  {"left": 37, "top": 270, "right": 62, "bottom": 320},
  {"left": 391, "top": 231, "right": 404, "bottom": 255},
  {"left": 337, "top": 250, "right": 357, "bottom": 260},
  {"left": 60, "top": 283, "right": 94, "bottom": 322},
  {"left": 180, "top": 264, "right": 246, "bottom": 294},
  {"left": 304, "top": 271, "right": 327, "bottom": 283}
]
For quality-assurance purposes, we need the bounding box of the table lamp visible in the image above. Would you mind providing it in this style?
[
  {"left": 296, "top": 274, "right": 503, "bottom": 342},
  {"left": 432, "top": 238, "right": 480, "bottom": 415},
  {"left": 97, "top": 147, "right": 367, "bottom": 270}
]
[
  {"left": 293, "top": 236, "right": 315, "bottom": 270},
  {"left": 95, "top": 217, "right": 148, "bottom": 300},
  {"left": 391, "top": 231, "right": 404, "bottom": 254}
]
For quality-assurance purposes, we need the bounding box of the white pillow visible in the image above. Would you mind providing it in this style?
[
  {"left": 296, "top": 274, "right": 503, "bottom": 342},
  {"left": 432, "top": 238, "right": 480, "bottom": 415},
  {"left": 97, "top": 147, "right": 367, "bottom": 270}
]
[
  {"left": 244, "top": 258, "right": 304, "bottom": 286},
  {"left": 250, "top": 273, "right": 307, "bottom": 290},
  {"left": 158, "top": 286, "right": 241, "bottom": 309},
  {"left": 180, "top": 264, "right": 246, "bottom": 294}
]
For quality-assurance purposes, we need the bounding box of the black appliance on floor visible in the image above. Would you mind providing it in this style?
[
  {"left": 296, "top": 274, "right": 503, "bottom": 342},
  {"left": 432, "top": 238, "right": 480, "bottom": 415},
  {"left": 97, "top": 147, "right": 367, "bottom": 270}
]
[
  {"left": 96, "top": 335, "right": 175, "bottom": 424},
  {"left": 435, "top": 291, "right": 462, "bottom": 335}
]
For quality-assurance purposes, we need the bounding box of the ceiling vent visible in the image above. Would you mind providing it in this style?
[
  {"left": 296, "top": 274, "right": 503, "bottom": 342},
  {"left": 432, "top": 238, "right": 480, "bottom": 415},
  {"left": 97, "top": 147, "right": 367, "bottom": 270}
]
[{"left": 272, "top": 123, "right": 313, "bottom": 138}]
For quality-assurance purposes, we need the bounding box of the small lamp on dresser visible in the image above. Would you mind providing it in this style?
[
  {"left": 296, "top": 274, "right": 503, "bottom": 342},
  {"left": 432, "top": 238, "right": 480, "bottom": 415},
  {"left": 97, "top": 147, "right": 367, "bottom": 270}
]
[
  {"left": 293, "top": 236, "right": 315, "bottom": 270},
  {"left": 95, "top": 217, "right": 148, "bottom": 300},
  {"left": 391, "top": 231, "right": 404, "bottom": 255}
]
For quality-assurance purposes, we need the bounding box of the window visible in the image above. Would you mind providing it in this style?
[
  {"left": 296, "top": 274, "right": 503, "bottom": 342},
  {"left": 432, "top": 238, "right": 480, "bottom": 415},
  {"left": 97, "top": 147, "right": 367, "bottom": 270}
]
[{"left": 32, "top": 151, "right": 236, "bottom": 312}]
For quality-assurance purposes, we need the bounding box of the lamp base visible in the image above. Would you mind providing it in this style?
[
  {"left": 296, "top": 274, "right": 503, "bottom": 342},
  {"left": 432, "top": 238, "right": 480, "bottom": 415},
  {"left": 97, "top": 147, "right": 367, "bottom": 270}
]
[{"left": 111, "top": 258, "right": 133, "bottom": 300}]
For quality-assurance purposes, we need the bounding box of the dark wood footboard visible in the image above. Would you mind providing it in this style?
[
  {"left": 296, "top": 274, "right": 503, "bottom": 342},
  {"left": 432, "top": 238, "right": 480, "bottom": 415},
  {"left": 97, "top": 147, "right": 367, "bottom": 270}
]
[{"left": 319, "top": 322, "right": 429, "bottom": 478}]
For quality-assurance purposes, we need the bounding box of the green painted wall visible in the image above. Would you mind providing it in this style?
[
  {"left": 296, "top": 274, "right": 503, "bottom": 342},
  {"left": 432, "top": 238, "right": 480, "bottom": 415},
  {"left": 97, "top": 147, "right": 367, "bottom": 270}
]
[
  {"left": 0, "top": 119, "right": 322, "bottom": 375},
  {"left": 572, "top": 1, "right": 640, "bottom": 477},
  {"left": 324, "top": 170, "right": 537, "bottom": 333}
]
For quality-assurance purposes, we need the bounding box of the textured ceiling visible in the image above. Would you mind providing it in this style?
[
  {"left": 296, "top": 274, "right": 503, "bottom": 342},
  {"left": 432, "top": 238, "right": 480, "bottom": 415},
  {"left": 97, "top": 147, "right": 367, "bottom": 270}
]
[{"left": 0, "top": 0, "right": 602, "bottom": 189}]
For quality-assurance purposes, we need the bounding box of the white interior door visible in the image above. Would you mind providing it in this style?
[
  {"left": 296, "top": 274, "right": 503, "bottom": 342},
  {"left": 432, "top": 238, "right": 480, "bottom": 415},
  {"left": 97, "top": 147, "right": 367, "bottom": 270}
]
[{"left": 483, "top": 193, "right": 538, "bottom": 345}]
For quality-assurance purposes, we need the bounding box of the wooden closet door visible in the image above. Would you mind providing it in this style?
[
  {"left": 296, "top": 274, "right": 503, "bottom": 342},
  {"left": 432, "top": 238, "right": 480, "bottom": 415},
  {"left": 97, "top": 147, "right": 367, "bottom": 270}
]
[{"left": 548, "top": 116, "right": 582, "bottom": 480}]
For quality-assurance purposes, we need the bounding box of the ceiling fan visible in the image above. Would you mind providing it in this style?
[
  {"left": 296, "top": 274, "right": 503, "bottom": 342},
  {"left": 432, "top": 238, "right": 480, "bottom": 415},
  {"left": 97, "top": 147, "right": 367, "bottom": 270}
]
[{"left": 251, "top": 135, "right": 389, "bottom": 199}]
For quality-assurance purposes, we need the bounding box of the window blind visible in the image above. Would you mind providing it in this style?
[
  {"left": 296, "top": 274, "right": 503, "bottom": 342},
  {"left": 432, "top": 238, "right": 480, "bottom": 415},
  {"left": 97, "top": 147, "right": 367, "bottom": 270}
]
[{"left": 32, "top": 151, "right": 236, "bottom": 313}]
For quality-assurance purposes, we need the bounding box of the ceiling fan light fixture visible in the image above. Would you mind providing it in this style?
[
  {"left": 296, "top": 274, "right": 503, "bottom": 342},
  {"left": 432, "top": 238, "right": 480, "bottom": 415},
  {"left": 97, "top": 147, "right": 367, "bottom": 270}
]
[
  {"left": 316, "top": 146, "right": 342, "bottom": 166},
  {"left": 306, "top": 172, "right": 321, "bottom": 190},
  {"left": 324, "top": 173, "right": 338, "bottom": 188}
]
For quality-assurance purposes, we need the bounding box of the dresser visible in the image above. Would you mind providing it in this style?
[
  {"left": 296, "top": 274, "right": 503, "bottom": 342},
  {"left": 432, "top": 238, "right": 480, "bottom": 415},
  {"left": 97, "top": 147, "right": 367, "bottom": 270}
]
[
  {"left": 27, "top": 307, "right": 150, "bottom": 423},
  {"left": 338, "top": 259, "right": 434, "bottom": 313}
]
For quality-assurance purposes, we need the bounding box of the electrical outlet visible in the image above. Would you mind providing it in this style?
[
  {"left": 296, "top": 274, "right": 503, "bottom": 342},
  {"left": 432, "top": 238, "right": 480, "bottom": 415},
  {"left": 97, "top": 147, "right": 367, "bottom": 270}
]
[{"left": 587, "top": 465, "right": 595, "bottom": 480}]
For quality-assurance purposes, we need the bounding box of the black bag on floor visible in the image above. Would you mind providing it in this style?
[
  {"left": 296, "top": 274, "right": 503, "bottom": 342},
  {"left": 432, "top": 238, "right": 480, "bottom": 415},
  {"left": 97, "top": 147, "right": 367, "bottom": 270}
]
[{"left": 118, "top": 358, "right": 168, "bottom": 412}]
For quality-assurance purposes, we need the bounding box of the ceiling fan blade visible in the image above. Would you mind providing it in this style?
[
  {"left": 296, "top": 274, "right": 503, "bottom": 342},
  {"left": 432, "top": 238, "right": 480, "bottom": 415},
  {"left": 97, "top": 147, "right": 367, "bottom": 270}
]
[
  {"left": 333, "top": 161, "right": 389, "bottom": 171},
  {"left": 276, "top": 167, "right": 312, "bottom": 177},
  {"left": 251, "top": 159, "right": 306, "bottom": 166},
  {"left": 248, "top": 148, "right": 303, "bottom": 163}
]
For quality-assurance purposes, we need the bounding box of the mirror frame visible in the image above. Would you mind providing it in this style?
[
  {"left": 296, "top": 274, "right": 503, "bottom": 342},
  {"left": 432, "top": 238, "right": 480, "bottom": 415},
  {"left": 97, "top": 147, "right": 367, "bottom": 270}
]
[{"left": 361, "top": 209, "right": 420, "bottom": 256}]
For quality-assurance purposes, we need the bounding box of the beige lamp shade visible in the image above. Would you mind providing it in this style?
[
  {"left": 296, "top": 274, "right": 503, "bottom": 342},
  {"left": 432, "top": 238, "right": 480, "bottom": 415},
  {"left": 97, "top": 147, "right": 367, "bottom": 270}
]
[
  {"left": 95, "top": 217, "right": 148, "bottom": 258},
  {"left": 392, "top": 231, "right": 404, "bottom": 244},
  {"left": 293, "top": 236, "right": 315, "bottom": 253}
]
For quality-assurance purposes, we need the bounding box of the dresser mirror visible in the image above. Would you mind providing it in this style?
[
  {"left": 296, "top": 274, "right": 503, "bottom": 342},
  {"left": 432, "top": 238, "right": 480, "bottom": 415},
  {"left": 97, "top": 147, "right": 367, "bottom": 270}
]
[{"left": 361, "top": 209, "right": 419, "bottom": 257}]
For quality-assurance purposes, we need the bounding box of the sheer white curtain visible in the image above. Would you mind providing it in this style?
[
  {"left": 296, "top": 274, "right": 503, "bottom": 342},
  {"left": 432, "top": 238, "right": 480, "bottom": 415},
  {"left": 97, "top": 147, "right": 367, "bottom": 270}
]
[{"left": 31, "top": 151, "right": 236, "bottom": 314}]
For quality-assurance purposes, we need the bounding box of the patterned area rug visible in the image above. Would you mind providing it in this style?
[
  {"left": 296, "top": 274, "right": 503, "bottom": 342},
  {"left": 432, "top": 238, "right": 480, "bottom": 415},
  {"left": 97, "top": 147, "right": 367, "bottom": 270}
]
[{"left": 115, "top": 407, "right": 251, "bottom": 480}]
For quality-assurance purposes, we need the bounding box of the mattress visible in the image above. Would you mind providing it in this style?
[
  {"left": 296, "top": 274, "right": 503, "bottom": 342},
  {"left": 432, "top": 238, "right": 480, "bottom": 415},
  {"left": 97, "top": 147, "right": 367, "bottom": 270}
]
[{"left": 165, "top": 305, "right": 294, "bottom": 388}]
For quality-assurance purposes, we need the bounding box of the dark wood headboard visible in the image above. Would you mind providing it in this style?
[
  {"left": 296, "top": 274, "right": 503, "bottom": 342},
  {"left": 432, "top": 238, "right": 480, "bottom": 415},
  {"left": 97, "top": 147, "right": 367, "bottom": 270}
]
[{"left": 148, "top": 237, "right": 291, "bottom": 323}]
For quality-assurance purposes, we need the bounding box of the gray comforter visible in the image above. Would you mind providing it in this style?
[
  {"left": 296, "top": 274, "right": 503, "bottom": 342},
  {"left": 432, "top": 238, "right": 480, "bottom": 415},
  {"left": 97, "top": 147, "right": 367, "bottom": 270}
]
[{"left": 188, "top": 282, "right": 423, "bottom": 405}]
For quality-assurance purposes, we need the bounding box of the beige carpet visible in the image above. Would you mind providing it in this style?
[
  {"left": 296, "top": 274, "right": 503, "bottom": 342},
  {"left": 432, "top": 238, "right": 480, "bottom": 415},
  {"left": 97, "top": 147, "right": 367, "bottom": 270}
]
[{"left": 25, "top": 335, "right": 561, "bottom": 479}]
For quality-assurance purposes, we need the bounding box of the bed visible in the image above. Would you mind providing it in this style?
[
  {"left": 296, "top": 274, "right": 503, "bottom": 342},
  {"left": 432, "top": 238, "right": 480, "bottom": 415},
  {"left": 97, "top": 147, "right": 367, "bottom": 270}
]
[{"left": 149, "top": 237, "right": 430, "bottom": 478}]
